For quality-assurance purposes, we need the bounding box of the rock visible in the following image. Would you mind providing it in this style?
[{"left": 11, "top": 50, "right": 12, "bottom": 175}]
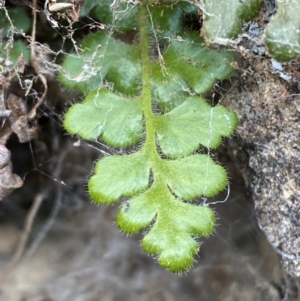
[{"left": 223, "top": 56, "right": 300, "bottom": 277}]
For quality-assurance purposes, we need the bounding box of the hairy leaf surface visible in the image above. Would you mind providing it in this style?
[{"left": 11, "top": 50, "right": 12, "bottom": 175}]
[
  {"left": 89, "top": 152, "right": 150, "bottom": 203},
  {"left": 155, "top": 97, "right": 238, "bottom": 158},
  {"left": 117, "top": 179, "right": 215, "bottom": 271},
  {"left": 151, "top": 32, "right": 235, "bottom": 111},
  {"left": 61, "top": 1, "right": 238, "bottom": 272},
  {"left": 63, "top": 89, "right": 143, "bottom": 146},
  {"left": 59, "top": 32, "right": 141, "bottom": 95}
]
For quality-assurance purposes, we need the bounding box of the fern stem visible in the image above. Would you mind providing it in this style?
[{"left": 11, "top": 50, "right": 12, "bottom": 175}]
[{"left": 139, "top": 4, "right": 158, "bottom": 161}]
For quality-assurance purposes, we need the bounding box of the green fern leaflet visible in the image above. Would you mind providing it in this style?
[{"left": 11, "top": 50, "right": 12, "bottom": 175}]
[
  {"left": 265, "top": 0, "right": 300, "bottom": 61},
  {"left": 198, "top": 0, "right": 262, "bottom": 42},
  {"left": 60, "top": 0, "right": 238, "bottom": 272}
]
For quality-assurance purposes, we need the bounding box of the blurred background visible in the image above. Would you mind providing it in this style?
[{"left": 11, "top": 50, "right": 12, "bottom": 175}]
[{"left": 0, "top": 132, "right": 291, "bottom": 300}]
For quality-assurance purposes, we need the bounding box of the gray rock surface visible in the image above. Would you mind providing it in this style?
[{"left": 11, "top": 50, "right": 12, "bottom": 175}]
[{"left": 223, "top": 56, "right": 300, "bottom": 277}]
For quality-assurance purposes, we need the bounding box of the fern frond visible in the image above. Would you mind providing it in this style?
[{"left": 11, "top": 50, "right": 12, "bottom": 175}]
[{"left": 60, "top": 0, "right": 238, "bottom": 272}]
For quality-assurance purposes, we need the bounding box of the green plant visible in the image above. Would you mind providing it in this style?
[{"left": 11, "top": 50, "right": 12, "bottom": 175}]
[
  {"left": 199, "top": 0, "right": 262, "bottom": 42},
  {"left": 0, "top": 7, "right": 31, "bottom": 66},
  {"left": 265, "top": 0, "right": 300, "bottom": 61},
  {"left": 0, "top": 0, "right": 299, "bottom": 274},
  {"left": 59, "top": 0, "right": 238, "bottom": 272},
  {"left": 198, "top": 0, "right": 300, "bottom": 62}
]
